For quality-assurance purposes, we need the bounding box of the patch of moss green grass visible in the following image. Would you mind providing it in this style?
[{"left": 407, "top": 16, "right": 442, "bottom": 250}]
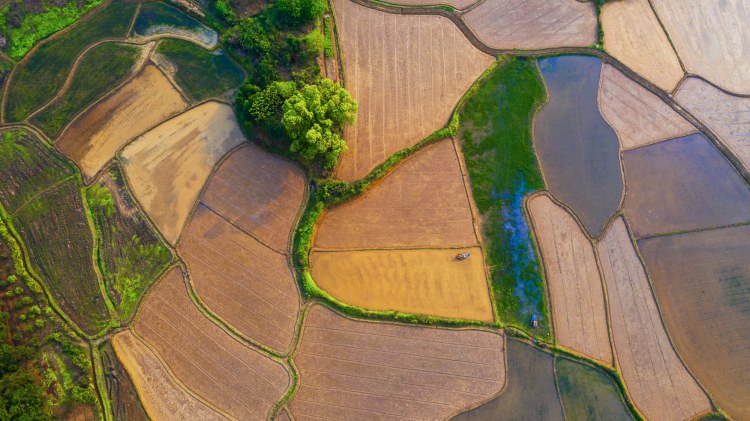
[
  {"left": 556, "top": 357, "right": 634, "bottom": 420},
  {"left": 156, "top": 38, "right": 244, "bottom": 102},
  {"left": 32, "top": 43, "right": 140, "bottom": 137},
  {"left": 5, "top": 1, "right": 137, "bottom": 122},
  {"left": 322, "top": 16, "right": 333, "bottom": 58},
  {"left": 457, "top": 57, "right": 550, "bottom": 339}
]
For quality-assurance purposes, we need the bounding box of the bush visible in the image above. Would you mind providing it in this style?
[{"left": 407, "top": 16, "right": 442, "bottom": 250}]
[{"left": 276, "top": 0, "right": 326, "bottom": 25}]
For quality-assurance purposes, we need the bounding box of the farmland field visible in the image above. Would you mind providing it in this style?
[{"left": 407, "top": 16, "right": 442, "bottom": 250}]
[
  {"left": 598, "top": 64, "right": 695, "bottom": 150},
  {"left": 180, "top": 206, "right": 300, "bottom": 353},
  {"left": 57, "top": 64, "right": 189, "bottom": 179},
  {"left": 387, "top": 0, "right": 476, "bottom": 8},
  {"left": 310, "top": 247, "right": 493, "bottom": 322},
  {"left": 331, "top": 0, "right": 494, "bottom": 181},
  {"left": 596, "top": 218, "right": 711, "bottom": 421},
  {"left": 32, "top": 42, "right": 145, "bottom": 137},
  {"left": 288, "top": 305, "right": 504, "bottom": 420},
  {"left": 4, "top": 1, "right": 137, "bottom": 122},
  {"left": 600, "top": 0, "right": 683, "bottom": 92},
  {"left": 120, "top": 101, "right": 245, "bottom": 244},
  {"left": 111, "top": 330, "right": 226, "bottom": 421},
  {"left": 555, "top": 357, "right": 632, "bottom": 421},
  {"left": 315, "top": 139, "right": 478, "bottom": 249},
  {"left": 200, "top": 144, "right": 305, "bottom": 252},
  {"left": 453, "top": 339, "right": 564, "bottom": 420},
  {"left": 463, "top": 0, "right": 597, "bottom": 49},
  {"left": 527, "top": 193, "right": 611, "bottom": 365},
  {"left": 639, "top": 225, "right": 750, "bottom": 420},
  {"left": 131, "top": 1, "right": 218, "bottom": 49},
  {"left": 534, "top": 55, "right": 622, "bottom": 237},
  {"left": 100, "top": 341, "right": 149, "bottom": 421},
  {"left": 133, "top": 267, "right": 290, "bottom": 420},
  {"left": 622, "top": 133, "right": 750, "bottom": 237}
]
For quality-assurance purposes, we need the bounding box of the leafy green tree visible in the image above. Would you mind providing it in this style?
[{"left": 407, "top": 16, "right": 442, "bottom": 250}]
[
  {"left": 276, "top": 0, "right": 326, "bottom": 25},
  {"left": 281, "top": 79, "right": 357, "bottom": 169}
]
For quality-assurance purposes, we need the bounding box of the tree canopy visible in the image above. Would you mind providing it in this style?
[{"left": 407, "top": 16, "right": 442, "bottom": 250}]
[{"left": 276, "top": 0, "right": 327, "bottom": 25}]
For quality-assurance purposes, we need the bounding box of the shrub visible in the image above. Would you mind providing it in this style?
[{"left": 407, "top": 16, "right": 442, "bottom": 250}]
[{"left": 276, "top": 0, "right": 326, "bottom": 25}]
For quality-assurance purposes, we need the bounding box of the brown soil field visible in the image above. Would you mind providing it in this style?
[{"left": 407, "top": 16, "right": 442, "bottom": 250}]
[
  {"left": 622, "top": 134, "right": 750, "bottom": 237},
  {"left": 315, "top": 139, "right": 478, "bottom": 249},
  {"left": 57, "top": 65, "right": 189, "bottom": 179},
  {"left": 100, "top": 341, "right": 149, "bottom": 421},
  {"left": 310, "top": 247, "right": 494, "bottom": 322},
  {"left": 527, "top": 194, "right": 611, "bottom": 365},
  {"left": 638, "top": 225, "right": 750, "bottom": 421},
  {"left": 180, "top": 206, "right": 300, "bottom": 353},
  {"left": 134, "top": 267, "right": 291, "bottom": 420},
  {"left": 596, "top": 218, "right": 711, "bottom": 421},
  {"left": 288, "top": 305, "right": 505, "bottom": 420},
  {"left": 200, "top": 144, "right": 306, "bottom": 252},
  {"left": 331, "top": 0, "right": 494, "bottom": 181},
  {"left": 598, "top": 64, "right": 695, "bottom": 150},
  {"left": 651, "top": 0, "right": 750, "bottom": 95},
  {"left": 387, "top": 0, "right": 476, "bottom": 8},
  {"left": 463, "top": 0, "right": 597, "bottom": 49},
  {"left": 120, "top": 101, "right": 245, "bottom": 244},
  {"left": 111, "top": 330, "right": 227, "bottom": 421},
  {"left": 676, "top": 77, "right": 750, "bottom": 172},
  {"left": 601, "top": 0, "right": 683, "bottom": 92}
]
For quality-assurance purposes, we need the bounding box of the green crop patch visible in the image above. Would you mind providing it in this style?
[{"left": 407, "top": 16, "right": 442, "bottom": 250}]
[
  {"left": 556, "top": 357, "right": 634, "bottom": 420},
  {"left": 32, "top": 43, "right": 140, "bottom": 137},
  {"left": 5, "top": 1, "right": 137, "bottom": 123},
  {"left": 457, "top": 58, "right": 550, "bottom": 338},
  {"left": 155, "top": 38, "right": 243, "bottom": 102}
]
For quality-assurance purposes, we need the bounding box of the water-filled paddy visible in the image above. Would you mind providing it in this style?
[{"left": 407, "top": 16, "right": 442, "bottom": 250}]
[{"left": 556, "top": 357, "right": 632, "bottom": 421}]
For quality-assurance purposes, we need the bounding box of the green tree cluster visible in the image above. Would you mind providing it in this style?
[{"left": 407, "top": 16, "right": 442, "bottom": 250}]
[
  {"left": 276, "top": 0, "right": 326, "bottom": 25},
  {"left": 0, "top": 313, "right": 46, "bottom": 419}
]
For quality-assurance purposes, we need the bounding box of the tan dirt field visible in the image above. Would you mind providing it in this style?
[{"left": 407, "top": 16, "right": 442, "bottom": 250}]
[
  {"left": 57, "top": 65, "right": 188, "bottom": 179},
  {"left": 601, "top": 0, "right": 683, "bottom": 92},
  {"left": 598, "top": 64, "right": 695, "bottom": 150},
  {"left": 180, "top": 206, "right": 300, "bottom": 353},
  {"left": 200, "top": 144, "right": 305, "bottom": 252},
  {"left": 288, "top": 305, "right": 505, "bottom": 420},
  {"left": 463, "top": 0, "right": 597, "bottom": 49},
  {"left": 386, "top": 0, "right": 476, "bottom": 8},
  {"left": 596, "top": 218, "right": 711, "bottom": 421},
  {"left": 315, "top": 139, "right": 478, "bottom": 249},
  {"left": 527, "top": 194, "right": 611, "bottom": 365},
  {"left": 111, "top": 331, "right": 226, "bottom": 421},
  {"left": 134, "top": 268, "right": 290, "bottom": 420},
  {"left": 676, "top": 77, "right": 750, "bottom": 172},
  {"left": 651, "top": 0, "right": 750, "bottom": 95},
  {"left": 331, "top": 0, "right": 494, "bottom": 181},
  {"left": 120, "top": 101, "right": 245, "bottom": 244},
  {"left": 310, "top": 247, "right": 494, "bottom": 322}
]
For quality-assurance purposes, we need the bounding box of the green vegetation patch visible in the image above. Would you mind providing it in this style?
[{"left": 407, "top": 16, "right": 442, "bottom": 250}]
[
  {"left": 556, "top": 357, "right": 634, "bottom": 420},
  {"left": 457, "top": 57, "right": 550, "bottom": 338},
  {"left": 155, "top": 38, "right": 243, "bottom": 102},
  {"left": 85, "top": 167, "right": 173, "bottom": 321},
  {"left": 32, "top": 42, "right": 141, "bottom": 137},
  {"left": 5, "top": 0, "right": 137, "bottom": 122}
]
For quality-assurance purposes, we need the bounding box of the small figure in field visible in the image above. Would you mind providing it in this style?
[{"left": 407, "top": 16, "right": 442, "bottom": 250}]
[
  {"left": 455, "top": 253, "right": 471, "bottom": 260},
  {"left": 530, "top": 314, "right": 539, "bottom": 329}
]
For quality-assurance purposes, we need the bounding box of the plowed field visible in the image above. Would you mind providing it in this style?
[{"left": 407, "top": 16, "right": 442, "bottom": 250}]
[
  {"left": 527, "top": 194, "right": 610, "bottom": 365},
  {"left": 120, "top": 101, "right": 245, "bottom": 244},
  {"left": 315, "top": 139, "right": 478, "bottom": 249},
  {"left": 57, "top": 65, "right": 188, "bottom": 179},
  {"left": 288, "top": 305, "right": 504, "bottom": 420},
  {"left": 639, "top": 225, "right": 750, "bottom": 421},
  {"left": 310, "top": 247, "right": 493, "bottom": 322},
  {"left": 598, "top": 64, "right": 694, "bottom": 150},
  {"left": 676, "top": 77, "right": 750, "bottom": 172},
  {"left": 100, "top": 341, "right": 149, "bottom": 421},
  {"left": 111, "top": 330, "right": 226, "bottom": 421},
  {"left": 180, "top": 206, "right": 300, "bottom": 353},
  {"left": 134, "top": 268, "right": 290, "bottom": 420},
  {"left": 463, "top": 0, "right": 597, "bottom": 49},
  {"left": 388, "top": 0, "right": 476, "bottom": 8},
  {"left": 651, "top": 0, "right": 750, "bottom": 95},
  {"left": 331, "top": 0, "right": 494, "bottom": 181},
  {"left": 601, "top": 0, "right": 683, "bottom": 91},
  {"left": 596, "top": 218, "right": 710, "bottom": 421},
  {"left": 200, "top": 144, "right": 305, "bottom": 252}
]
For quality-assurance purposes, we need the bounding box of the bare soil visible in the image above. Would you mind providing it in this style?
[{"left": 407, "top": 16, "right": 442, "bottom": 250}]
[
  {"left": 310, "top": 247, "right": 494, "bottom": 322},
  {"left": 527, "top": 194, "right": 611, "bottom": 365},
  {"left": 331, "top": 0, "right": 494, "bottom": 181},
  {"left": 57, "top": 65, "right": 188, "bottom": 179},
  {"left": 180, "top": 206, "right": 300, "bottom": 353},
  {"left": 316, "top": 139, "right": 478, "bottom": 249},
  {"left": 288, "top": 305, "right": 505, "bottom": 420},
  {"left": 120, "top": 101, "right": 245, "bottom": 244},
  {"left": 134, "top": 268, "right": 291, "bottom": 420},
  {"left": 596, "top": 218, "right": 711, "bottom": 421},
  {"left": 387, "top": 0, "right": 476, "bottom": 8}
]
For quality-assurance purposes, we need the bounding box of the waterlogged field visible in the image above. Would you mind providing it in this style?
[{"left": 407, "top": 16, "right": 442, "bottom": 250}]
[
  {"left": 131, "top": 1, "right": 218, "bottom": 48},
  {"left": 556, "top": 358, "right": 632, "bottom": 421}
]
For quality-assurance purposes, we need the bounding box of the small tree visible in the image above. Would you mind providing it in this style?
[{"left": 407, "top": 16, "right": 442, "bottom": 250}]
[
  {"left": 281, "top": 79, "right": 357, "bottom": 169},
  {"left": 276, "top": 0, "right": 327, "bottom": 25}
]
